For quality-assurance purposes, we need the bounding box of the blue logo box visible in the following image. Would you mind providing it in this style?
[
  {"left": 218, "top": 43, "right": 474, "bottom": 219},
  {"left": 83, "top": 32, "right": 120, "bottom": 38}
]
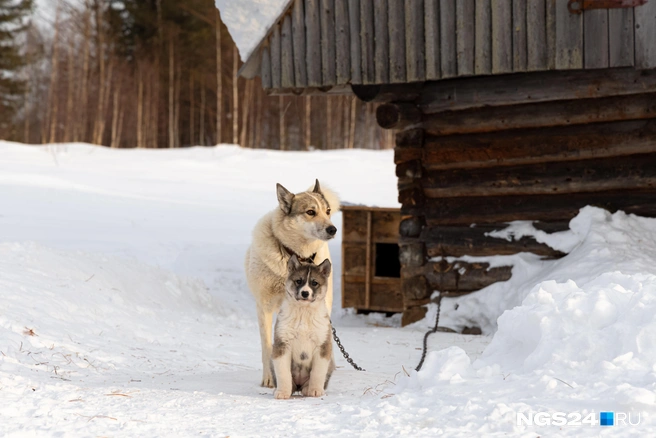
[{"left": 600, "top": 412, "right": 614, "bottom": 426}]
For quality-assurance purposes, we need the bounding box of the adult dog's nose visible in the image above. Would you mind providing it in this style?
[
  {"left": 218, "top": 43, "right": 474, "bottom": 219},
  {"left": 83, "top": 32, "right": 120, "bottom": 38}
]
[
  {"left": 301, "top": 291, "right": 310, "bottom": 299},
  {"left": 326, "top": 226, "right": 337, "bottom": 236}
]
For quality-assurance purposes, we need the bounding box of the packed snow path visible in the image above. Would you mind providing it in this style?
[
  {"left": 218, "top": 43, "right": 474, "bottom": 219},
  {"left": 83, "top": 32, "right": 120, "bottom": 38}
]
[{"left": 1, "top": 142, "right": 655, "bottom": 436}]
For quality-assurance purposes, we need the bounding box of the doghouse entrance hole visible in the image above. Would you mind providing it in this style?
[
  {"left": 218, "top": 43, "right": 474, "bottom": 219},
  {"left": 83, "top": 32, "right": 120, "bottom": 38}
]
[{"left": 375, "top": 243, "right": 401, "bottom": 278}]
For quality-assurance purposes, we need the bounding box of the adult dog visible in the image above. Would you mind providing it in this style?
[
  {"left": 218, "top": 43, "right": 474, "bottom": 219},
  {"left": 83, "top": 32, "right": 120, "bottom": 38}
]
[{"left": 245, "top": 180, "right": 339, "bottom": 387}]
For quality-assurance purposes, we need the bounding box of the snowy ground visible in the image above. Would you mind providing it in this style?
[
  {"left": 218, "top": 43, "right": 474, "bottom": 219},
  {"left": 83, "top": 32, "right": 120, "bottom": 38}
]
[{"left": 1, "top": 141, "right": 655, "bottom": 437}]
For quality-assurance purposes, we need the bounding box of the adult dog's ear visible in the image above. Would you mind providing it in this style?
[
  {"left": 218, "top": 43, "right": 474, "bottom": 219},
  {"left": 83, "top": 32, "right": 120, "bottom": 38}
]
[
  {"left": 276, "top": 183, "right": 294, "bottom": 214},
  {"left": 313, "top": 179, "right": 321, "bottom": 194},
  {"left": 287, "top": 254, "right": 302, "bottom": 272},
  {"left": 317, "top": 259, "right": 332, "bottom": 277}
]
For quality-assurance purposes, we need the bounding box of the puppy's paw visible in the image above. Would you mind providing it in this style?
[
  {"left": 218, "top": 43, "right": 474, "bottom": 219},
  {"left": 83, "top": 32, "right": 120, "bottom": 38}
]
[
  {"left": 274, "top": 389, "right": 291, "bottom": 400},
  {"left": 302, "top": 386, "right": 324, "bottom": 397}
]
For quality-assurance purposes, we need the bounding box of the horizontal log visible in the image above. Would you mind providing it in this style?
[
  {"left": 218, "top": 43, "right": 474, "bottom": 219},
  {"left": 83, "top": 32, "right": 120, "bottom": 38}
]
[
  {"left": 376, "top": 103, "right": 422, "bottom": 129},
  {"left": 403, "top": 260, "right": 513, "bottom": 292},
  {"left": 423, "top": 92, "right": 656, "bottom": 136},
  {"left": 423, "top": 119, "right": 656, "bottom": 170},
  {"left": 424, "top": 190, "right": 656, "bottom": 225},
  {"left": 422, "top": 224, "right": 567, "bottom": 258},
  {"left": 401, "top": 306, "right": 428, "bottom": 326},
  {"left": 399, "top": 216, "right": 424, "bottom": 238},
  {"left": 396, "top": 160, "right": 423, "bottom": 179},
  {"left": 423, "top": 153, "right": 656, "bottom": 197},
  {"left": 351, "top": 82, "right": 423, "bottom": 102},
  {"left": 395, "top": 128, "right": 424, "bottom": 148},
  {"left": 418, "top": 68, "right": 656, "bottom": 114},
  {"left": 399, "top": 242, "right": 425, "bottom": 267},
  {"left": 401, "top": 274, "right": 429, "bottom": 301}
]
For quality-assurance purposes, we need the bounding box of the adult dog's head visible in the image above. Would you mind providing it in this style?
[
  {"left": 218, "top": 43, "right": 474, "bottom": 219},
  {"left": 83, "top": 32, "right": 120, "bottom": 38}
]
[{"left": 276, "top": 179, "right": 339, "bottom": 241}]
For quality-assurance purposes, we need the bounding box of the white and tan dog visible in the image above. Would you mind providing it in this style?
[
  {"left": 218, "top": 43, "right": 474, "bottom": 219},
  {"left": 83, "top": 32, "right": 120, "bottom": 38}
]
[
  {"left": 244, "top": 180, "right": 339, "bottom": 388},
  {"left": 271, "top": 255, "right": 335, "bottom": 399}
]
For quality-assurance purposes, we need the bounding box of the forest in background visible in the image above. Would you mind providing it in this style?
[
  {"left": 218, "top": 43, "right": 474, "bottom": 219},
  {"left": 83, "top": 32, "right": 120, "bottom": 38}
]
[{"left": 1, "top": 0, "right": 392, "bottom": 150}]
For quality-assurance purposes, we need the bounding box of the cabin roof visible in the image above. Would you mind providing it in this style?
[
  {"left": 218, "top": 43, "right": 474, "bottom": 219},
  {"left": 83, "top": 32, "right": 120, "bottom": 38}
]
[{"left": 216, "top": 0, "right": 656, "bottom": 93}]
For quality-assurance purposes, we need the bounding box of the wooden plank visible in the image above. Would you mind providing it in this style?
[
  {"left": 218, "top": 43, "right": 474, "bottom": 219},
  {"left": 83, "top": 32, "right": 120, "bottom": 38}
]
[
  {"left": 388, "top": 0, "right": 406, "bottom": 83},
  {"left": 635, "top": 0, "right": 656, "bottom": 68},
  {"left": 474, "top": 0, "right": 492, "bottom": 74},
  {"left": 348, "top": 0, "right": 362, "bottom": 84},
  {"left": 343, "top": 243, "right": 367, "bottom": 276},
  {"left": 406, "top": 0, "right": 426, "bottom": 82},
  {"left": 334, "top": 0, "right": 350, "bottom": 83},
  {"left": 372, "top": 209, "right": 402, "bottom": 242},
  {"left": 425, "top": 0, "right": 440, "bottom": 80},
  {"left": 342, "top": 280, "right": 403, "bottom": 312},
  {"left": 423, "top": 153, "right": 656, "bottom": 198},
  {"left": 374, "top": 0, "right": 389, "bottom": 83},
  {"left": 491, "top": 0, "right": 512, "bottom": 73},
  {"left": 423, "top": 119, "right": 656, "bottom": 171},
  {"left": 270, "top": 24, "right": 282, "bottom": 89},
  {"left": 281, "top": 15, "right": 295, "bottom": 88},
  {"left": 583, "top": 9, "right": 609, "bottom": 69},
  {"left": 360, "top": 0, "right": 375, "bottom": 84},
  {"left": 292, "top": 0, "right": 308, "bottom": 87},
  {"left": 512, "top": 0, "right": 527, "bottom": 71},
  {"left": 260, "top": 46, "right": 272, "bottom": 89},
  {"left": 608, "top": 8, "right": 634, "bottom": 68},
  {"left": 527, "top": 0, "right": 547, "bottom": 70},
  {"left": 456, "top": 0, "right": 475, "bottom": 76},
  {"left": 306, "top": 0, "right": 322, "bottom": 86},
  {"left": 555, "top": 0, "right": 582, "bottom": 69},
  {"left": 546, "top": 0, "right": 556, "bottom": 69},
  {"left": 422, "top": 224, "right": 566, "bottom": 258},
  {"left": 320, "top": 0, "right": 336, "bottom": 85},
  {"left": 424, "top": 190, "right": 656, "bottom": 226},
  {"left": 439, "top": 0, "right": 457, "bottom": 77},
  {"left": 422, "top": 92, "right": 656, "bottom": 137},
  {"left": 365, "top": 210, "right": 372, "bottom": 308},
  {"left": 418, "top": 67, "right": 656, "bottom": 114},
  {"left": 342, "top": 208, "right": 368, "bottom": 242}
]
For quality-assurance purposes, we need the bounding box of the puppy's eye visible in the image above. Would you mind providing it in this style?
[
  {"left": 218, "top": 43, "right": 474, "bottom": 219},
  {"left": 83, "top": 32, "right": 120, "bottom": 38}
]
[
  {"left": 326, "top": 209, "right": 331, "bottom": 215},
  {"left": 306, "top": 210, "right": 315, "bottom": 216},
  {"left": 310, "top": 280, "right": 318, "bottom": 287},
  {"left": 295, "top": 279, "right": 303, "bottom": 286}
]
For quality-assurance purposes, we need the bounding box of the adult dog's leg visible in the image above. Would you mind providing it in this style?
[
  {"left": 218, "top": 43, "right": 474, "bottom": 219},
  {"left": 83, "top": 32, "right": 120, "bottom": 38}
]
[
  {"left": 325, "top": 271, "right": 334, "bottom": 317},
  {"left": 257, "top": 305, "right": 275, "bottom": 388}
]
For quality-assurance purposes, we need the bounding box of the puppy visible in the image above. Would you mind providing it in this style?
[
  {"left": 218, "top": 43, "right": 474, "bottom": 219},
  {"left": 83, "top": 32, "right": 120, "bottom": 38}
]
[
  {"left": 244, "top": 180, "right": 339, "bottom": 387},
  {"left": 271, "top": 255, "right": 335, "bottom": 399}
]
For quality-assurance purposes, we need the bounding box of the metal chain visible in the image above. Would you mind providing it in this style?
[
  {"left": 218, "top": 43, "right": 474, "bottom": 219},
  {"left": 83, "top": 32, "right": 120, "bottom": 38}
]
[
  {"left": 415, "top": 295, "right": 443, "bottom": 372},
  {"left": 330, "top": 321, "right": 365, "bottom": 371}
]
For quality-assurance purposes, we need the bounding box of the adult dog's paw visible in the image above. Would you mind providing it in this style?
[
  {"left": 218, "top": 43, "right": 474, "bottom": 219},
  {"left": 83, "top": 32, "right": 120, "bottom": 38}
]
[
  {"left": 261, "top": 375, "right": 275, "bottom": 388},
  {"left": 302, "top": 386, "right": 324, "bottom": 397},
  {"left": 274, "top": 389, "right": 291, "bottom": 399}
]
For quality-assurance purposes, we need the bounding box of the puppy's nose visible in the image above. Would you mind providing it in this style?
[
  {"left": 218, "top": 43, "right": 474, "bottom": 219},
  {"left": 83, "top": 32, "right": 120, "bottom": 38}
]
[
  {"left": 326, "top": 226, "right": 337, "bottom": 236},
  {"left": 301, "top": 291, "right": 309, "bottom": 299}
]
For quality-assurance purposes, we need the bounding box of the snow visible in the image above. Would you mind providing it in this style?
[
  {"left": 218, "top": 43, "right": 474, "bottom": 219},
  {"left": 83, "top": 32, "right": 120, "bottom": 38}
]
[
  {"left": 215, "top": 0, "right": 291, "bottom": 62},
  {"left": 2, "top": 141, "right": 656, "bottom": 436}
]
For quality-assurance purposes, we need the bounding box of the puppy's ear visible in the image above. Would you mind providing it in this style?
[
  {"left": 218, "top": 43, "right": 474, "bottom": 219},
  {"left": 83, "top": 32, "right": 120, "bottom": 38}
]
[
  {"left": 317, "top": 259, "right": 332, "bottom": 277},
  {"left": 276, "top": 183, "right": 294, "bottom": 214},
  {"left": 313, "top": 179, "right": 321, "bottom": 194},
  {"left": 287, "top": 254, "right": 302, "bottom": 272}
]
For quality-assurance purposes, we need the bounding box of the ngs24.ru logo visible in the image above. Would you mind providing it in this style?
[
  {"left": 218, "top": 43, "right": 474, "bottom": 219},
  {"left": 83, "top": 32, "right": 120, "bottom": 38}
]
[{"left": 517, "top": 411, "right": 640, "bottom": 427}]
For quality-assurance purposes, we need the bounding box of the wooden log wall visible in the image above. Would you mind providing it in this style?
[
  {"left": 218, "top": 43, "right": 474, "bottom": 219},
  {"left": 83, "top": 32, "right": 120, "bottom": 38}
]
[
  {"left": 391, "top": 67, "right": 656, "bottom": 326},
  {"left": 255, "top": 0, "right": 656, "bottom": 92}
]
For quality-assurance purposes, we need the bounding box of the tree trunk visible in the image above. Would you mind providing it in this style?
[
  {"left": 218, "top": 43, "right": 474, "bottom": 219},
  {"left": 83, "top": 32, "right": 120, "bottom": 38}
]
[
  {"left": 200, "top": 82, "right": 206, "bottom": 145},
  {"left": 216, "top": 8, "right": 222, "bottom": 144},
  {"left": 279, "top": 95, "right": 285, "bottom": 150},
  {"left": 46, "top": 1, "right": 61, "bottom": 144},
  {"left": 137, "top": 65, "right": 144, "bottom": 147},
  {"left": 76, "top": 1, "right": 91, "bottom": 142},
  {"left": 240, "top": 80, "right": 253, "bottom": 147},
  {"left": 349, "top": 97, "right": 356, "bottom": 149},
  {"left": 232, "top": 46, "right": 239, "bottom": 145},
  {"left": 189, "top": 72, "right": 194, "bottom": 145},
  {"left": 168, "top": 35, "right": 175, "bottom": 148},
  {"left": 305, "top": 96, "right": 311, "bottom": 150},
  {"left": 64, "top": 34, "right": 75, "bottom": 142}
]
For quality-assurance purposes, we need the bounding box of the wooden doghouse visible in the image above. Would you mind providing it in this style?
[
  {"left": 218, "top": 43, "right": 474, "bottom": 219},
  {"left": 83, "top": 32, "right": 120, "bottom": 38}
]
[
  {"left": 223, "top": 0, "right": 656, "bottom": 328},
  {"left": 341, "top": 205, "right": 403, "bottom": 313}
]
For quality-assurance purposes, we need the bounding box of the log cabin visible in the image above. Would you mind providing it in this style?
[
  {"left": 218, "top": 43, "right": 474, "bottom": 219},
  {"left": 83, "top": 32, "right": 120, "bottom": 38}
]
[{"left": 217, "top": 0, "right": 656, "bottom": 327}]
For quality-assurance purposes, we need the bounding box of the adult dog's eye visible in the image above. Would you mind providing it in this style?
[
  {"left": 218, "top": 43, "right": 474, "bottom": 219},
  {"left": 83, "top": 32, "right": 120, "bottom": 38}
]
[
  {"left": 295, "top": 279, "right": 303, "bottom": 286},
  {"left": 326, "top": 209, "right": 331, "bottom": 215},
  {"left": 306, "top": 210, "right": 315, "bottom": 216},
  {"left": 310, "top": 280, "right": 318, "bottom": 287}
]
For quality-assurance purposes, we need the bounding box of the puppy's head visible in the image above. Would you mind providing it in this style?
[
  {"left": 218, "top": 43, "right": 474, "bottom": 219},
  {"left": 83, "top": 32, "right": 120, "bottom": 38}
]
[
  {"left": 285, "top": 255, "right": 332, "bottom": 305},
  {"left": 276, "top": 179, "right": 338, "bottom": 241}
]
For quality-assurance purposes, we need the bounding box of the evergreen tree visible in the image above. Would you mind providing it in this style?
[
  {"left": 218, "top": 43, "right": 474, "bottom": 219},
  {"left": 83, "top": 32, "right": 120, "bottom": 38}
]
[{"left": 0, "top": 0, "right": 33, "bottom": 136}]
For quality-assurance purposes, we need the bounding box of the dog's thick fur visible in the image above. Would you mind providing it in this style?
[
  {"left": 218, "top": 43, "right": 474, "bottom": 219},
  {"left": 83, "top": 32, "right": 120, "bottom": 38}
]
[
  {"left": 270, "top": 255, "right": 335, "bottom": 399},
  {"left": 244, "top": 180, "right": 339, "bottom": 388}
]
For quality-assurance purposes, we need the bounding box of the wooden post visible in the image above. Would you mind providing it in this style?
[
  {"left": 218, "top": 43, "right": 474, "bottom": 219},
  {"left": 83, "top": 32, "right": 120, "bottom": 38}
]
[{"left": 365, "top": 210, "right": 372, "bottom": 309}]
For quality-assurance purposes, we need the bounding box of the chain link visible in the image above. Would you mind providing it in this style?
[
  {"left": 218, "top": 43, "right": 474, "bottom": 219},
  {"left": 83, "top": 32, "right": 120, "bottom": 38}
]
[
  {"left": 415, "top": 295, "right": 442, "bottom": 372},
  {"left": 330, "top": 321, "right": 365, "bottom": 371}
]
